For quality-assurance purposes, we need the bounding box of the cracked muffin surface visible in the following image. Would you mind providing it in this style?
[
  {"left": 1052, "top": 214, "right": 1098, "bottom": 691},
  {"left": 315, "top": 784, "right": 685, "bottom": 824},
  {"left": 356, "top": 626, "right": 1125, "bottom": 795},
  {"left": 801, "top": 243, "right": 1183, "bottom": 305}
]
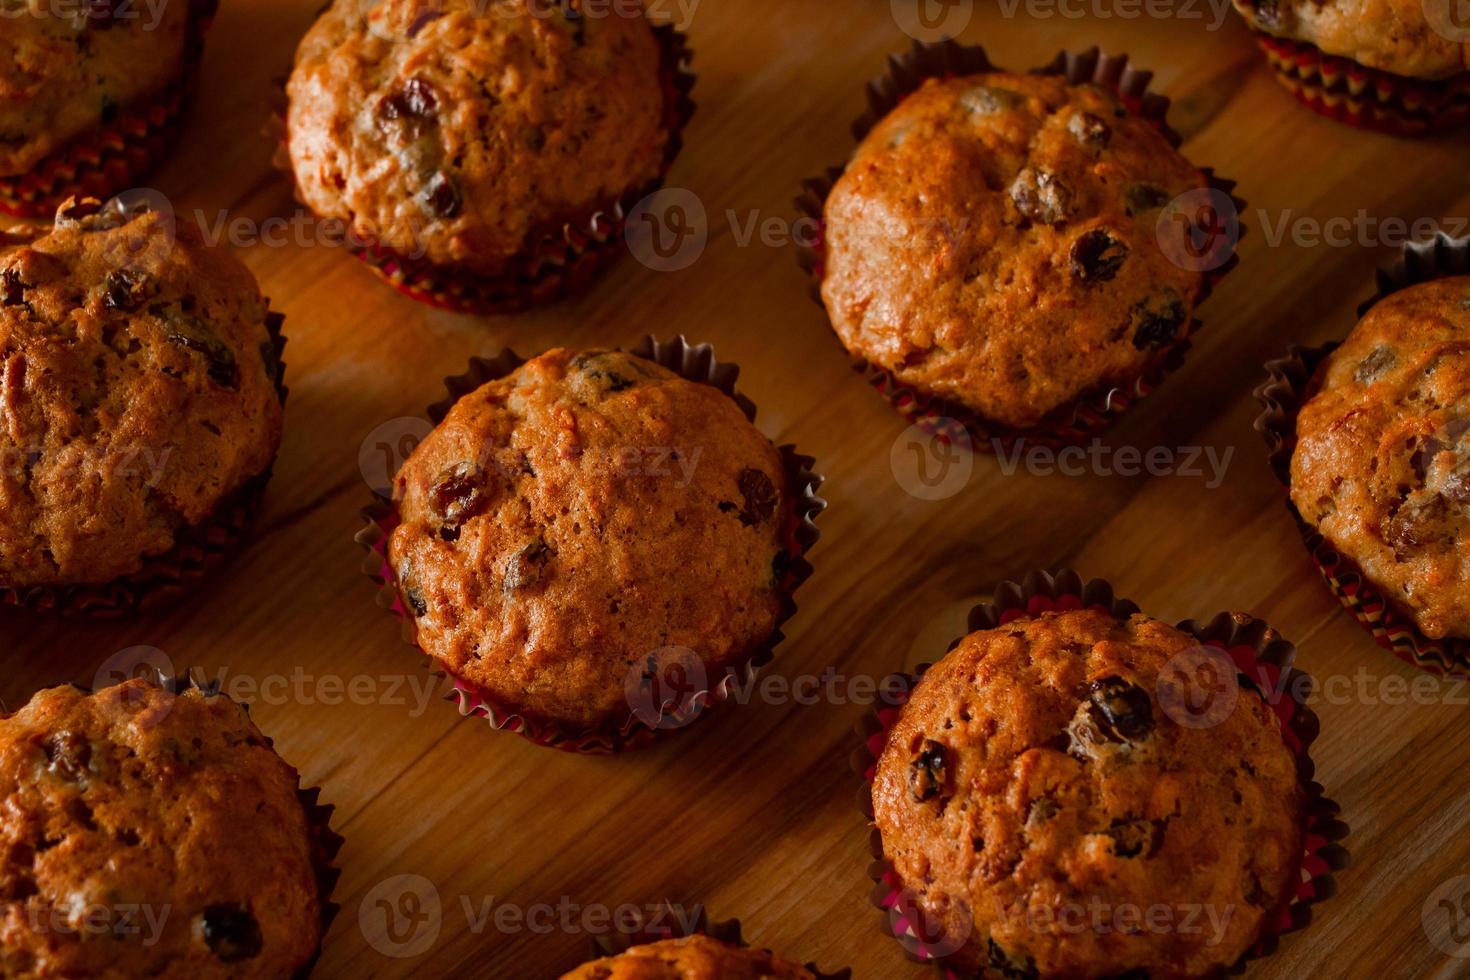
[
  {"left": 872, "top": 608, "right": 1304, "bottom": 978},
  {"left": 1291, "top": 277, "right": 1470, "bottom": 641},
  {"left": 0, "top": 680, "right": 326, "bottom": 978},
  {"left": 559, "top": 934, "right": 815, "bottom": 979},
  {"left": 0, "top": 199, "right": 285, "bottom": 589},
  {"left": 388, "top": 348, "right": 792, "bottom": 733},
  {"left": 1233, "top": 0, "right": 1470, "bottom": 79},
  {"left": 287, "top": 0, "right": 671, "bottom": 276},
  {"left": 820, "top": 73, "right": 1210, "bottom": 430}
]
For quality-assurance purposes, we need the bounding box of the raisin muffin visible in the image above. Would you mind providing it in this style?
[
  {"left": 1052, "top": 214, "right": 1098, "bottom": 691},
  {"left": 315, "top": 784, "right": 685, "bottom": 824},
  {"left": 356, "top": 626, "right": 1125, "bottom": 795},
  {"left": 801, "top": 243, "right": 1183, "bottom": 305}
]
[
  {"left": 1290, "top": 277, "right": 1470, "bottom": 642},
  {"left": 872, "top": 608, "right": 1304, "bottom": 977},
  {"left": 0, "top": 198, "right": 285, "bottom": 599},
  {"left": 820, "top": 73, "right": 1212, "bottom": 432},
  {"left": 287, "top": 0, "right": 685, "bottom": 307},
  {"left": 0, "top": 679, "right": 332, "bottom": 977},
  {"left": 388, "top": 348, "right": 795, "bottom": 737},
  {"left": 560, "top": 935, "right": 815, "bottom": 979}
]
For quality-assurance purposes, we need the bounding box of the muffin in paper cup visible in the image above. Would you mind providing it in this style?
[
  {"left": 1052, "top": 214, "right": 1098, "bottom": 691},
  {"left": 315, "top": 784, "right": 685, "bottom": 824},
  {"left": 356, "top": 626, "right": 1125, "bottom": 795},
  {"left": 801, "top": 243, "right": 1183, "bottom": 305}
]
[
  {"left": 280, "top": 2, "right": 696, "bottom": 316},
  {"left": 851, "top": 569, "right": 1347, "bottom": 978},
  {"left": 0, "top": 0, "right": 219, "bottom": 218},
  {"left": 1254, "top": 234, "right": 1470, "bottom": 676},
  {"left": 354, "top": 336, "right": 826, "bottom": 753},
  {"left": 795, "top": 39, "right": 1245, "bottom": 453}
]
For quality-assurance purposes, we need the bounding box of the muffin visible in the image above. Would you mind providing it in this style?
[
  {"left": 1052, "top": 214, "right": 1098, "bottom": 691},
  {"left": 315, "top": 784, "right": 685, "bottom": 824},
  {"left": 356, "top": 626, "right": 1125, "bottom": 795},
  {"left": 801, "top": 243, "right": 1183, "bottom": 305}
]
[
  {"left": 383, "top": 345, "right": 815, "bottom": 745},
  {"left": 870, "top": 607, "right": 1306, "bottom": 977},
  {"left": 1289, "top": 277, "right": 1470, "bottom": 642},
  {"left": 0, "top": 679, "right": 337, "bottom": 977},
  {"left": 1234, "top": 0, "right": 1470, "bottom": 133},
  {"left": 285, "top": 0, "right": 694, "bottom": 313},
  {"left": 561, "top": 934, "right": 815, "bottom": 979},
  {"left": 0, "top": 0, "right": 216, "bottom": 217},
  {"left": 0, "top": 197, "right": 286, "bottom": 614},
  {"left": 817, "top": 63, "right": 1217, "bottom": 439}
]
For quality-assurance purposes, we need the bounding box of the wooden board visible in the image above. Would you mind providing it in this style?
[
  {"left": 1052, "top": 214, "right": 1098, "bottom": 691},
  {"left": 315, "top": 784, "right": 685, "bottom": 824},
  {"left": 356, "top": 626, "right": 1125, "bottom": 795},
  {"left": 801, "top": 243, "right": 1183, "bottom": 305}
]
[{"left": 5, "top": 2, "right": 1470, "bottom": 977}]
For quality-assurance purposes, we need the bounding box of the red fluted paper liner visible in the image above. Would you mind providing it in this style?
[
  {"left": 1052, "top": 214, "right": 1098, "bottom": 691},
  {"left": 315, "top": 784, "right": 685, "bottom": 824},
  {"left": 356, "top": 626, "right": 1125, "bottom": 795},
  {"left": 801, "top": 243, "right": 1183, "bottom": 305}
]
[
  {"left": 273, "top": 24, "right": 696, "bottom": 316},
  {"left": 795, "top": 39, "right": 1245, "bottom": 453},
  {"left": 354, "top": 336, "right": 826, "bottom": 754},
  {"left": 850, "top": 569, "right": 1348, "bottom": 978},
  {"left": 0, "top": 0, "right": 219, "bottom": 217},
  {"left": 0, "top": 307, "right": 288, "bottom": 618},
  {"left": 569, "top": 902, "right": 849, "bottom": 978},
  {"left": 1254, "top": 233, "right": 1470, "bottom": 676},
  {"left": 1253, "top": 33, "right": 1470, "bottom": 136}
]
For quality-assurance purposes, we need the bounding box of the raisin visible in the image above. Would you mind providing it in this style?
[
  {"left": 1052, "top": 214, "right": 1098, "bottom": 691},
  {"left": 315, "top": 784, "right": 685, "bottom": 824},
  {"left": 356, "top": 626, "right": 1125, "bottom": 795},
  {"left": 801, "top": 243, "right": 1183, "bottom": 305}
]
[
  {"left": 43, "top": 731, "right": 91, "bottom": 781},
  {"left": 960, "top": 85, "right": 1021, "bottom": 115},
  {"left": 1124, "top": 184, "right": 1170, "bottom": 215},
  {"left": 429, "top": 462, "right": 493, "bottom": 529},
  {"left": 1384, "top": 498, "right": 1447, "bottom": 551},
  {"left": 57, "top": 198, "right": 104, "bottom": 225},
  {"left": 909, "top": 738, "right": 948, "bottom": 802},
  {"left": 1251, "top": 0, "right": 1283, "bottom": 29},
  {"left": 737, "top": 469, "right": 778, "bottom": 527},
  {"left": 0, "top": 268, "right": 25, "bottom": 307},
  {"left": 1130, "top": 293, "right": 1187, "bottom": 351},
  {"left": 379, "top": 77, "right": 439, "bottom": 123},
  {"left": 1068, "top": 111, "right": 1111, "bottom": 146},
  {"left": 1355, "top": 345, "right": 1397, "bottom": 385},
  {"left": 1087, "top": 677, "right": 1154, "bottom": 742},
  {"left": 398, "top": 564, "right": 428, "bottom": 617},
  {"left": 157, "top": 307, "right": 239, "bottom": 389},
  {"left": 102, "top": 269, "right": 150, "bottom": 311},
  {"left": 1105, "top": 817, "right": 1165, "bottom": 858},
  {"left": 770, "top": 548, "right": 791, "bottom": 588},
  {"left": 200, "top": 904, "right": 263, "bottom": 962},
  {"left": 570, "top": 353, "right": 638, "bottom": 393},
  {"left": 1010, "top": 168, "right": 1072, "bottom": 226},
  {"left": 423, "top": 172, "right": 462, "bottom": 219},
  {"left": 504, "top": 540, "right": 551, "bottom": 592},
  {"left": 1070, "top": 229, "right": 1129, "bottom": 284},
  {"left": 406, "top": 9, "right": 444, "bottom": 37},
  {"left": 987, "top": 939, "right": 1040, "bottom": 980}
]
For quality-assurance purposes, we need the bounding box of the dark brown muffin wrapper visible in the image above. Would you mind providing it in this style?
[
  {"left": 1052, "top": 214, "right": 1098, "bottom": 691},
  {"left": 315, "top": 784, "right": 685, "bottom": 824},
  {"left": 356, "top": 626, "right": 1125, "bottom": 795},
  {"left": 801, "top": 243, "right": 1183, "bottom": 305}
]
[
  {"left": 0, "top": 0, "right": 218, "bottom": 218},
  {"left": 272, "top": 23, "right": 696, "bottom": 316},
  {"left": 1253, "top": 233, "right": 1470, "bottom": 676},
  {"left": 354, "top": 335, "right": 826, "bottom": 754},
  {"left": 850, "top": 568, "right": 1348, "bottom": 977},
  {"left": 795, "top": 39, "right": 1245, "bottom": 452},
  {"left": 0, "top": 306, "right": 288, "bottom": 618}
]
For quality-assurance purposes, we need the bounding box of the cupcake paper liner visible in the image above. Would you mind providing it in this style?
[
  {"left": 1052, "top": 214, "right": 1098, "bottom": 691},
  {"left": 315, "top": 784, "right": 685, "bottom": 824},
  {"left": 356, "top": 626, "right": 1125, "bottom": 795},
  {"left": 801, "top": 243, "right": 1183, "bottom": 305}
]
[
  {"left": 795, "top": 39, "right": 1246, "bottom": 453},
  {"left": 353, "top": 335, "right": 827, "bottom": 754},
  {"left": 1253, "top": 32, "right": 1470, "bottom": 136},
  {"left": 0, "top": 0, "right": 219, "bottom": 218},
  {"left": 575, "top": 902, "right": 850, "bottom": 978},
  {"left": 0, "top": 307, "right": 289, "bottom": 618},
  {"left": 273, "top": 23, "right": 696, "bottom": 316},
  {"left": 1253, "top": 233, "right": 1470, "bottom": 676},
  {"left": 850, "top": 568, "right": 1348, "bottom": 977}
]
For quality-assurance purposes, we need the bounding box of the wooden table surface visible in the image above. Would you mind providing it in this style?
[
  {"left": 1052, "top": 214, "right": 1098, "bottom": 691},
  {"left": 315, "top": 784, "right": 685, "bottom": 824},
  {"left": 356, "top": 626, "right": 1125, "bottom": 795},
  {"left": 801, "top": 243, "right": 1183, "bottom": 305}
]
[{"left": 6, "top": 1, "right": 1470, "bottom": 977}]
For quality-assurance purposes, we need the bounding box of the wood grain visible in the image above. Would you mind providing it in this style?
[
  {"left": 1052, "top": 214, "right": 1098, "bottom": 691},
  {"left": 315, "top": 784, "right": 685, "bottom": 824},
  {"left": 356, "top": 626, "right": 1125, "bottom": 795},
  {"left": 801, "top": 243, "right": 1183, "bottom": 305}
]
[{"left": 5, "top": 2, "right": 1470, "bottom": 977}]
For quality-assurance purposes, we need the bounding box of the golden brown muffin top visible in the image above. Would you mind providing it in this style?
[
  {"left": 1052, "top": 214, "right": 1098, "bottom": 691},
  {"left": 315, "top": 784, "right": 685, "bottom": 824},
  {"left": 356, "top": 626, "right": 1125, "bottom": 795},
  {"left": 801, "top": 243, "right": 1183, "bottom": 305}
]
[
  {"left": 0, "top": 0, "right": 197, "bottom": 175},
  {"left": 388, "top": 348, "right": 791, "bottom": 733},
  {"left": 1291, "top": 277, "right": 1470, "bottom": 641},
  {"left": 287, "top": 0, "right": 670, "bottom": 275},
  {"left": 821, "top": 73, "right": 1209, "bottom": 430},
  {"left": 0, "top": 199, "right": 285, "bottom": 589},
  {"left": 1234, "top": 0, "right": 1470, "bottom": 79},
  {"left": 873, "top": 609, "right": 1304, "bottom": 979},
  {"left": 560, "top": 934, "right": 816, "bottom": 979},
  {"left": 0, "top": 681, "right": 324, "bottom": 979}
]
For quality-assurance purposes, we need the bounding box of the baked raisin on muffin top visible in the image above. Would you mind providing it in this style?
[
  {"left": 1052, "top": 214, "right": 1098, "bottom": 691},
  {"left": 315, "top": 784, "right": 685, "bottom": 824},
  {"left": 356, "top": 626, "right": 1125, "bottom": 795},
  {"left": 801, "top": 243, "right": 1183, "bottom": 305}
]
[
  {"left": 559, "top": 934, "right": 815, "bottom": 979},
  {"left": 1291, "top": 277, "right": 1470, "bottom": 641},
  {"left": 0, "top": 199, "right": 285, "bottom": 589},
  {"left": 1233, "top": 0, "right": 1470, "bottom": 79},
  {"left": 287, "top": 0, "right": 671, "bottom": 276},
  {"left": 821, "top": 73, "right": 1210, "bottom": 430},
  {"left": 0, "top": 1, "right": 198, "bottom": 175},
  {"left": 388, "top": 348, "right": 791, "bottom": 733},
  {"left": 0, "top": 680, "right": 327, "bottom": 977},
  {"left": 873, "top": 608, "right": 1304, "bottom": 978}
]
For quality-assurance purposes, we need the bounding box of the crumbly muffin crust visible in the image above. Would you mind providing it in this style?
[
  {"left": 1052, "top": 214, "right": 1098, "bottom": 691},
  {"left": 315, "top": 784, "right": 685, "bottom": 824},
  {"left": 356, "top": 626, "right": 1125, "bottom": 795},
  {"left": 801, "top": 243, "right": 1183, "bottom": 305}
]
[
  {"left": 1291, "top": 277, "right": 1470, "bottom": 641},
  {"left": 559, "top": 934, "right": 815, "bottom": 979},
  {"left": 0, "top": 1, "right": 197, "bottom": 175},
  {"left": 287, "top": 0, "right": 671, "bottom": 276},
  {"left": 821, "top": 73, "right": 1209, "bottom": 430},
  {"left": 0, "top": 199, "right": 285, "bottom": 588},
  {"left": 388, "top": 348, "right": 791, "bottom": 733},
  {"left": 0, "top": 680, "right": 325, "bottom": 978},
  {"left": 872, "top": 609, "right": 1304, "bottom": 978},
  {"left": 1234, "top": 0, "right": 1470, "bottom": 79}
]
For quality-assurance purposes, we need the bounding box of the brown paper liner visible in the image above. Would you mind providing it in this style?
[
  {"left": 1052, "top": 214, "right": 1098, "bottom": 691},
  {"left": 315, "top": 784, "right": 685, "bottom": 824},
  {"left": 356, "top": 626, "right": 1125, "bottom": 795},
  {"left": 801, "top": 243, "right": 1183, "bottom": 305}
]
[
  {"left": 272, "top": 23, "right": 696, "bottom": 316},
  {"left": 0, "top": 0, "right": 219, "bottom": 218},
  {"left": 354, "top": 336, "right": 827, "bottom": 754},
  {"left": 1253, "top": 233, "right": 1470, "bottom": 676},
  {"left": 795, "top": 39, "right": 1246, "bottom": 452},
  {"left": 1253, "top": 32, "right": 1470, "bottom": 136},
  {"left": 0, "top": 306, "right": 288, "bottom": 618},
  {"left": 851, "top": 569, "right": 1348, "bottom": 978}
]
